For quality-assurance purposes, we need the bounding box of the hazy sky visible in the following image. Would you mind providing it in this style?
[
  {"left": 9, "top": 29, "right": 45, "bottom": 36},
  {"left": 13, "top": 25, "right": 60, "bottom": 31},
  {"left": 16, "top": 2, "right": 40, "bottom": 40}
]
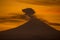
[
  {"left": 0, "top": 0, "right": 60, "bottom": 31},
  {"left": 17, "top": 0, "right": 60, "bottom": 5},
  {"left": 0, "top": 0, "right": 60, "bottom": 23}
]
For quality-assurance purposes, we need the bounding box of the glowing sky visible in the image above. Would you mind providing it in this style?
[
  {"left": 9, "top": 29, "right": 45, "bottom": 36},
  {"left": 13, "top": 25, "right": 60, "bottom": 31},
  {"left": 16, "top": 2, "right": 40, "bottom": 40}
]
[
  {"left": 17, "top": 0, "right": 60, "bottom": 5},
  {"left": 0, "top": 0, "right": 60, "bottom": 31}
]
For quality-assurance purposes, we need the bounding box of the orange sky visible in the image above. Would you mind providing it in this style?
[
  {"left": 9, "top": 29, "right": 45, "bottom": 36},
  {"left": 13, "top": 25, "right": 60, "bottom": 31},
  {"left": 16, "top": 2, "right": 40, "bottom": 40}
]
[{"left": 0, "top": 0, "right": 60, "bottom": 31}]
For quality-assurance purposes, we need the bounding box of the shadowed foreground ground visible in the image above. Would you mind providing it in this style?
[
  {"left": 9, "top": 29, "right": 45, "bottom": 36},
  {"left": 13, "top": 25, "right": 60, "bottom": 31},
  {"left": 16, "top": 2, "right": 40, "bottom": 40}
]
[{"left": 0, "top": 16, "right": 60, "bottom": 40}]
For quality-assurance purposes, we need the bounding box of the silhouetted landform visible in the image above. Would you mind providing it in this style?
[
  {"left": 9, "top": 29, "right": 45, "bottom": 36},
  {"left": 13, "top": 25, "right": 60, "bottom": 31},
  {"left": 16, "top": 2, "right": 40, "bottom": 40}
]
[
  {"left": 0, "top": 8, "right": 60, "bottom": 40},
  {"left": 18, "top": 0, "right": 60, "bottom": 5},
  {"left": 49, "top": 23, "right": 60, "bottom": 26},
  {"left": 0, "top": 16, "right": 60, "bottom": 40},
  {"left": 40, "top": 19, "right": 60, "bottom": 26}
]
